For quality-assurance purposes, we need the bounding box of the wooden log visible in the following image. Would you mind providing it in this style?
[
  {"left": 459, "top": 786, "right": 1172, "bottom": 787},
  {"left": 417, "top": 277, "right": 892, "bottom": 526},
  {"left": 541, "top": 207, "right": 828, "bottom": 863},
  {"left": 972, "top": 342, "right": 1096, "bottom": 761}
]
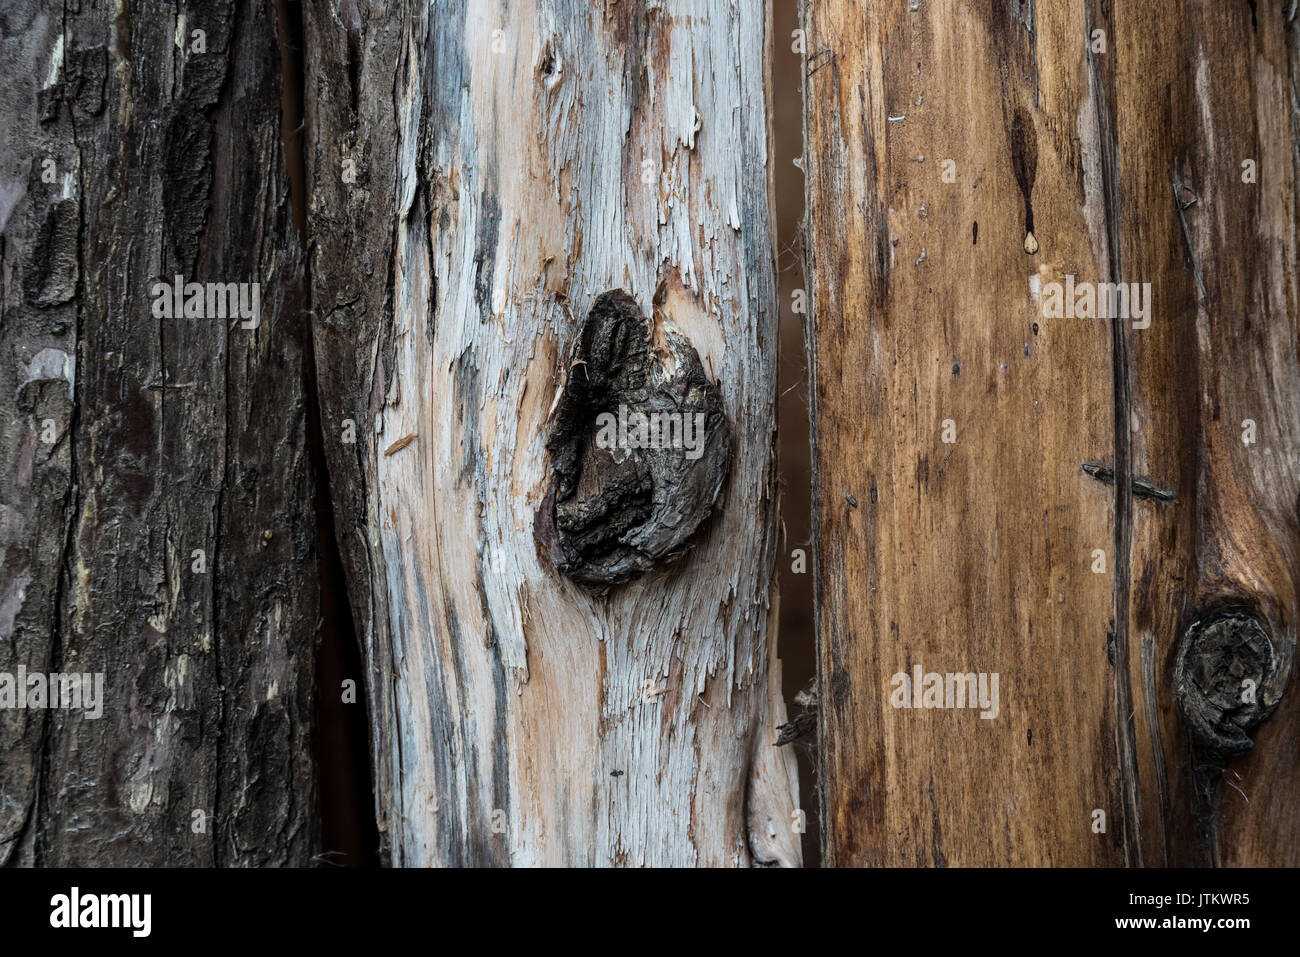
[
  {"left": 1113, "top": 1, "right": 1300, "bottom": 867},
  {"left": 304, "top": 0, "right": 800, "bottom": 865}
]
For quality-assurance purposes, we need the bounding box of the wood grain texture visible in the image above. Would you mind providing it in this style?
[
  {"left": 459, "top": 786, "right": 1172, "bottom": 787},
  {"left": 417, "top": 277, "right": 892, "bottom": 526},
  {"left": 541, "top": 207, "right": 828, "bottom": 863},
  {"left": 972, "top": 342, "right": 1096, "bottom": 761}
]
[
  {"left": 805, "top": 0, "right": 1300, "bottom": 867},
  {"left": 1112, "top": 1, "right": 1300, "bottom": 867},
  {"left": 305, "top": 0, "right": 799, "bottom": 866},
  {"left": 0, "top": 0, "right": 318, "bottom": 865}
]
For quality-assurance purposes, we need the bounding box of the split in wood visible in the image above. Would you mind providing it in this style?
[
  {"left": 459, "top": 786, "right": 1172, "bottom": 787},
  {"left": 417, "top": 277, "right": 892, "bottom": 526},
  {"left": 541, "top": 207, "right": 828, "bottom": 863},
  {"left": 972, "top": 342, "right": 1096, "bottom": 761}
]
[{"left": 1171, "top": 178, "right": 1208, "bottom": 300}]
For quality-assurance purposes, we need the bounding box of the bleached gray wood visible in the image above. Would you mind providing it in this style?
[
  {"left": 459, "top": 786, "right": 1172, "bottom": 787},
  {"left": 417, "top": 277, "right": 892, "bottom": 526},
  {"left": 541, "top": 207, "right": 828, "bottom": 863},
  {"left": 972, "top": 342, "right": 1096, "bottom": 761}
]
[{"left": 305, "top": 0, "right": 799, "bottom": 866}]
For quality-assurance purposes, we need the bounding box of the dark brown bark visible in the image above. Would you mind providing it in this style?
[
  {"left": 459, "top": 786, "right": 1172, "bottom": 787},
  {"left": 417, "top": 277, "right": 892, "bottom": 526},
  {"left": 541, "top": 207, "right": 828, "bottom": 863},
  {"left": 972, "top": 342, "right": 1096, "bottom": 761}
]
[
  {"left": 300, "top": 1, "right": 403, "bottom": 859},
  {"left": 0, "top": 0, "right": 318, "bottom": 866}
]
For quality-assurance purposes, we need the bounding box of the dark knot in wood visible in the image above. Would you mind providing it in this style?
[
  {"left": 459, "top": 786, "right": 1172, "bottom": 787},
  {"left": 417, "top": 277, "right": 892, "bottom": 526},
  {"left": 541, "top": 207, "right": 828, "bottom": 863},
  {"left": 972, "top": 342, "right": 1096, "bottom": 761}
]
[
  {"left": 535, "top": 289, "right": 730, "bottom": 595},
  {"left": 1174, "top": 609, "right": 1285, "bottom": 759}
]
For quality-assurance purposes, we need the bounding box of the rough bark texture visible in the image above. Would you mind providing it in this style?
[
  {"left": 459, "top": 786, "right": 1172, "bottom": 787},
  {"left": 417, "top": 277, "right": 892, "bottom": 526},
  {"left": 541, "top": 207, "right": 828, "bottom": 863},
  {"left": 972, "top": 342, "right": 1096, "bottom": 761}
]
[
  {"left": 805, "top": 0, "right": 1300, "bottom": 866},
  {"left": 0, "top": 0, "right": 318, "bottom": 866},
  {"left": 305, "top": 0, "right": 799, "bottom": 866}
]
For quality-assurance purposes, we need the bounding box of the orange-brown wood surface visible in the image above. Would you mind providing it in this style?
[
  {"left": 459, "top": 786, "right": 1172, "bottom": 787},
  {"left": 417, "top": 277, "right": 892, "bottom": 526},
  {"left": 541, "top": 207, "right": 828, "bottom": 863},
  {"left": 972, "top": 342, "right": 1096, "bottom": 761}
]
[{"left": 803, "top": 0, "right": 1300, "bottom": 866}]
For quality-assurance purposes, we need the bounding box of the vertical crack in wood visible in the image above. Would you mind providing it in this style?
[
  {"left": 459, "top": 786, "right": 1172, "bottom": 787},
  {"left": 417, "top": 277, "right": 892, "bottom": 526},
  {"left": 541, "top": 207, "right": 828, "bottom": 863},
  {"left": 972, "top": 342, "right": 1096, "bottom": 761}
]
[
  {"left": 797, "top": 0, "right": 835, "bottom": 867},
  {"left": 274, "top": 0, "right": 379, "bottom": 868},
  {"left": 1170, "top": 179, "right": 1207, "bottom": 301},
  {"left": 1085, "top": 0, "right": 1144, "bottom": 866},
  {"left": 1009, "top": 108, "right": 1037, "bottom": 250},
  {"left": 1140, "top": 633, "right": 1171, "bottom": 865},
  {"left": 1010, "top": 0, "right": 1039, "bottom": 108}
]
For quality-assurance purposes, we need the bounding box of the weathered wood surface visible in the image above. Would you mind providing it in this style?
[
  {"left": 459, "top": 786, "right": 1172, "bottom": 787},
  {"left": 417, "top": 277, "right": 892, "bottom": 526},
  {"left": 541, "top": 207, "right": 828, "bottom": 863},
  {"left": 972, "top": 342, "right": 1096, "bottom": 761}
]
[
  {"left": 1114, "top": 1, "right": 1300, "bottom": 868},
  {"left": 0, "top": 0, "right": 318, "bottom": 865},
  {"left": 804, "top": 0, "right": 1300, "bottom": 866},
  {"left": 9, "top": 0, "right": 1289, "bottom": 873},
  {"left": 305, "top": 0, "right": 799, "bottom": 866}
]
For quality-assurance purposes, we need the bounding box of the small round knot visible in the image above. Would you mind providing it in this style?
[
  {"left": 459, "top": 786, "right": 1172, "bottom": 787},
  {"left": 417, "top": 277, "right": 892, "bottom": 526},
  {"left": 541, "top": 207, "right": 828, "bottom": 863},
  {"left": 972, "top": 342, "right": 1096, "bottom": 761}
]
[{"left": 1174, "top": 610, "right": 1284, "bottom": 758}]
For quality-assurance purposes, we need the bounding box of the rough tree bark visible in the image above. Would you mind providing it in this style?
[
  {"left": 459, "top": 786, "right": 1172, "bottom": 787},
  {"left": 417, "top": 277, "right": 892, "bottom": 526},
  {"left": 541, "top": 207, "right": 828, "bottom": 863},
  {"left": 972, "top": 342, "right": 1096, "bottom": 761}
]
[
  {"left": 304, "top": 0, "right": 800, "bottom": 866},
  {"left": 0, "top": 0, "right": 318, "bottom": 865},
  {"left": 804, "top": 0, "right": 1300, "bottom": 866}
]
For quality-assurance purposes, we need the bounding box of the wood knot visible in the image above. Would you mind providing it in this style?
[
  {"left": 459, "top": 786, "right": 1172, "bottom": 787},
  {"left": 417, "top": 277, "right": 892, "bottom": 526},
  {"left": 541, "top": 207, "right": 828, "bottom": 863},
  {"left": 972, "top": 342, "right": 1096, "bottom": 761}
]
[
  {"left": 534, "top": 289, "right": 730, "bottom": 595},
  {"left": 1174, "top": 609, "right": 1286, "bottom": 759}
]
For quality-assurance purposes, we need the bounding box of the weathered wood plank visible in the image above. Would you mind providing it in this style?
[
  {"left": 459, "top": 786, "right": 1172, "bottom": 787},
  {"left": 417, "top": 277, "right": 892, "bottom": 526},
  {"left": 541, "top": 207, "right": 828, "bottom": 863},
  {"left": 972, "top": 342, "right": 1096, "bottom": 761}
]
[
  {"left": 805, "top": 0, "right": 1126, "bottom": 866},
  {"left": 1113, "top": 1, "right": 1300, "bottom": 866},
  {"left": 806, "top": 0, "right": 1300, "bottom": 867}
]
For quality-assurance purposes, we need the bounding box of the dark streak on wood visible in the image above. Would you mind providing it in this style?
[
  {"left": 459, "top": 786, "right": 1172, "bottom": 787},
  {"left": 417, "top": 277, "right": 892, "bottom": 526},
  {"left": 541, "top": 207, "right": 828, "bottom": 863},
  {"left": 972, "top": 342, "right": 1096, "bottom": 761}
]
[{"left": 1081, "top": 461, "right": 1175, "bottom": 504}]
